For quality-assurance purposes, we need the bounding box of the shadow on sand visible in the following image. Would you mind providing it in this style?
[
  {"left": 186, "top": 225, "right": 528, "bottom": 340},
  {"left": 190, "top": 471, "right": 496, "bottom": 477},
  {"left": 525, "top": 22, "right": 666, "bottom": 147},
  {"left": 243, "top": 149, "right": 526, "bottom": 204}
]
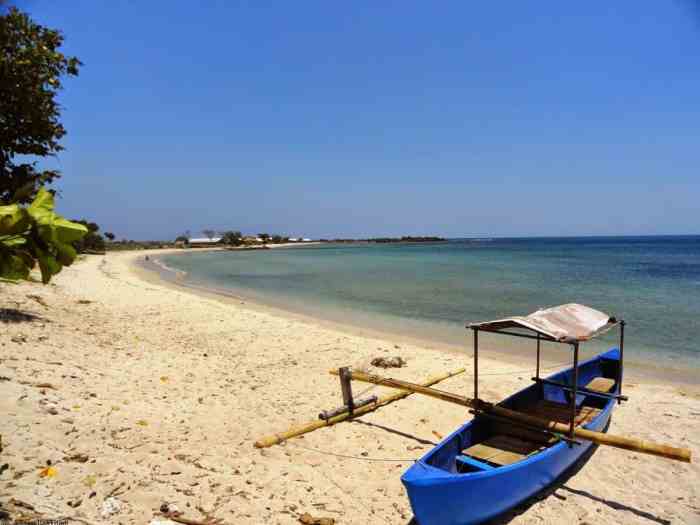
[
  {"left": 351, "top": 420, "right": 438, "bottom": 447},
  {"left": 0, "top": 308, "right": 45, "bottom": 324}
]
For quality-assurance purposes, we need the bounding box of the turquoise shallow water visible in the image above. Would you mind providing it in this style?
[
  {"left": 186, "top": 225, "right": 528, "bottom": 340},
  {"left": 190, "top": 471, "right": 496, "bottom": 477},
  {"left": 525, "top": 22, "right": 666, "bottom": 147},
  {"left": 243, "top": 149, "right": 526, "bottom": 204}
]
[{"left": 160, "top": 236, "right": 700, "bottom": 371}]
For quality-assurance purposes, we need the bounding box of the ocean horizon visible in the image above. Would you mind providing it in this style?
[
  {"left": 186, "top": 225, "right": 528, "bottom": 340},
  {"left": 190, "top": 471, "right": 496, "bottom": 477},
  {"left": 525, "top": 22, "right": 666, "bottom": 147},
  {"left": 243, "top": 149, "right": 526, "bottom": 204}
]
[{"left": 159, "top": 235, "right": 700, "bottom": 372}]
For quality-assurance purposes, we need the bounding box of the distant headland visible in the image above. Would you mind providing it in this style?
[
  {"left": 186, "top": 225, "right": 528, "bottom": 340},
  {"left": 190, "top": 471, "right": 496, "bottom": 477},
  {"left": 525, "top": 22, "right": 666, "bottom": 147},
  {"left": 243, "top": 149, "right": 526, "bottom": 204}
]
[
  {"left": 319, "top": 236, "right": 446, "bottom": 244},
  {"left": 73, "top": 229, "right": 448, "bottom": 253}
]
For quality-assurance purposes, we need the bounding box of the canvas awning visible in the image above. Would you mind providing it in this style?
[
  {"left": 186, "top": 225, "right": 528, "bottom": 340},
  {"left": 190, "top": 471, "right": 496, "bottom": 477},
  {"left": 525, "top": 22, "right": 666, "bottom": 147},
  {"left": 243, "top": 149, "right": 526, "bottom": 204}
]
[{"left": 468, "top": 303, "right": 617, "bottom": 343}]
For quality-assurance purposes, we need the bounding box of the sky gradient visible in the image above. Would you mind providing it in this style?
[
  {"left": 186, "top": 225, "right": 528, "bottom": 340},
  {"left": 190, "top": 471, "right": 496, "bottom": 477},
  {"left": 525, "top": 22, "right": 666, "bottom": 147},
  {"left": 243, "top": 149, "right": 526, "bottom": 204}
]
[{"left": 20, "top": 1, "right": 700, "bottom": 240}]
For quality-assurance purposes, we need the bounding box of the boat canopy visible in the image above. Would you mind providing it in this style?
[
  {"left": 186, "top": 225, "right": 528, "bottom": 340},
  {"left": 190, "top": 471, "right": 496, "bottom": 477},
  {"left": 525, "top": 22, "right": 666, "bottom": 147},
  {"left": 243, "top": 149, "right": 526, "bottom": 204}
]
[{"left": 468, "top": 303, "right": 617, "bottom": 343}]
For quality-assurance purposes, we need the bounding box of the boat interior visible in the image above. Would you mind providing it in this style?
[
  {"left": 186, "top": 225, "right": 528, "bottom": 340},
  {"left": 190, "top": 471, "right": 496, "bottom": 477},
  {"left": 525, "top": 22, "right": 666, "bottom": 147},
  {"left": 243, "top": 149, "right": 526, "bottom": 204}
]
[{"left": 425, "top": 353, "right": 621, "bottom": 474}]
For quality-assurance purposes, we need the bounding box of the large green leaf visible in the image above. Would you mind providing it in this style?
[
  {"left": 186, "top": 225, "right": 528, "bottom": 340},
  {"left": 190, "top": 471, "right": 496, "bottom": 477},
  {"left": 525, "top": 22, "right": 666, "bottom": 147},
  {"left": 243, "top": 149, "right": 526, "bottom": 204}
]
[
  {"left": 0, "top": 235, "right": 27, "bottom": 247},
  {"left": 53, "top": 217, "right": 89, "bottom": 243},
  {"left": 28, "top": 189, "right": 87, "bottom": 247},
  {"left": 31, "top": 240, "right": 62, "bottom": 284},
  {"left": 55, "top": 240, "right": 77, "bottom": 266},
  {"left": 0, "top": 204, "right": 31, "bottom": 236},
  {"left": 0, "top": 251, "right": 31, "bottom": 282},
  {"left": 26, "top": 188, "right": 54, "bottom": 221},
  {"left": 1, "top": 188, "right": 87, "bottom": 283}
]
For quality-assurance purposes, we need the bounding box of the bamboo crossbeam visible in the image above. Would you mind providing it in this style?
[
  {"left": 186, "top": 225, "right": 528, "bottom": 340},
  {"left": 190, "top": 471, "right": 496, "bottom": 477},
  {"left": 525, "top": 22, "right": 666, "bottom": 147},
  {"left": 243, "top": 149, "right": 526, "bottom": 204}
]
[
  {"left": 253, "top": 367, "right": 466, "bottom": 448},
  {"left": 337, "top": 370, "right": 692, "bottom": 464}
]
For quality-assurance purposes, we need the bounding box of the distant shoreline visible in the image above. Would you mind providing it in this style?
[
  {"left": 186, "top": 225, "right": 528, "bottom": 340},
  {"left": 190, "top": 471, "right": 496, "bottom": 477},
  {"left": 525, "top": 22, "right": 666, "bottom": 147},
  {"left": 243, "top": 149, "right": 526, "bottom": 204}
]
[
  {"left": 97, "top": 234, "right": 700, "bottom": 256},
  {"left": 317, "top": 236, "right": 446, "bottom": 244}
]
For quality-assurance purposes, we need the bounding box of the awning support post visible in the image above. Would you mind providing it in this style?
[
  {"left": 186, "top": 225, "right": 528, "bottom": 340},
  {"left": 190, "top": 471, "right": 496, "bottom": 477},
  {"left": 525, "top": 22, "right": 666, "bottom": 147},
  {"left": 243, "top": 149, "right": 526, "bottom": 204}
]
[
  {"left": 535, "top": 333, "right": 541, "bottom": 380},
  {"left": 569, "top": 342, "right": 579, "bottom": 446},
  {"left": 473, "top": 328, "right": 479, "bottom": 408},
  {"left": 618, "top": 320, "right": 625, "bottom": 404}
]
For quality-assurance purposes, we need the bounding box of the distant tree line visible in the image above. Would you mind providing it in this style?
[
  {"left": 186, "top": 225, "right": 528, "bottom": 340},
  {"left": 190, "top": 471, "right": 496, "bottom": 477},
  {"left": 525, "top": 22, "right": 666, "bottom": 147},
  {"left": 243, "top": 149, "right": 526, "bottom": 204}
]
[
  {"left": 318, "top": 236, "right": 446, "bottom": 244},
  {"left": 71, "top": 220, "right": 105, "bottom": 253},
  {"left": 60, "top": 228, "right": 301, "bottom": 252},
  {"left": 372, "top": 236, "right": 446, "bottom": 243},
  {"left": 175, "top": 230, "right": 293, "bottom": 247}
]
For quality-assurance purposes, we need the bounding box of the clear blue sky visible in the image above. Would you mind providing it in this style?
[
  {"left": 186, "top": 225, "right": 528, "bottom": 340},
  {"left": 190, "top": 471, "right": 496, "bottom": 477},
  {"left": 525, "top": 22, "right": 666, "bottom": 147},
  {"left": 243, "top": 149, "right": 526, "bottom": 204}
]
[{"left": 22, "top": 1, "right": 700, "bottom": 239}]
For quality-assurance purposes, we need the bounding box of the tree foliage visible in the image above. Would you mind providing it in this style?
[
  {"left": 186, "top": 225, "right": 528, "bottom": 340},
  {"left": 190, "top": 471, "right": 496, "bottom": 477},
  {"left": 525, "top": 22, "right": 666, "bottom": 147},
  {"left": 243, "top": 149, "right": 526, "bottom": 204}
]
[
  {"left": 0, "top": 188, "right": 87, "bottom": 283},
  {"left": 0, "top": 7, "right": 87, "bottom": 282},
  {"left": 71, "top": 219, "right": 105, "bottom": 254},
  {"left": 221, "top": 230, "right": 242, "bottom": 246},
  {"left": 1, "top": 7, "right": 82, "bottom": 203}
]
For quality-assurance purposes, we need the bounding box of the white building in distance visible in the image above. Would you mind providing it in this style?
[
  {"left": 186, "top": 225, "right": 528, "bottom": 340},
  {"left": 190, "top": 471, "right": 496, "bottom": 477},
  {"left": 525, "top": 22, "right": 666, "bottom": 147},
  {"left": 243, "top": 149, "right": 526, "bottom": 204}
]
[{"left": 188, "top": 237, "right": 222, "bottom": 246}]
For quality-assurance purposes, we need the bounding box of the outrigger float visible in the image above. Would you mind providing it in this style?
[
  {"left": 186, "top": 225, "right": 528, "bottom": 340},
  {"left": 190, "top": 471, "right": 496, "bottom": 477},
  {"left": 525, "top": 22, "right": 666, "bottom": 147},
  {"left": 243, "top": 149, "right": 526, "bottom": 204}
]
[{"left": 255, "top": 304, "right": 691, "bottom": 525}]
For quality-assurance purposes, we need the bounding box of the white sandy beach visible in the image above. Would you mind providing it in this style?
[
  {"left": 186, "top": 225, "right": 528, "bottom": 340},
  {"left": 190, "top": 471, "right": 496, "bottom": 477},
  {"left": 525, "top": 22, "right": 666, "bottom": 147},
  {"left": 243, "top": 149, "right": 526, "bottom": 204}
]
[{"left": 0, "top": 250, "right": 698, "bottom": 524}]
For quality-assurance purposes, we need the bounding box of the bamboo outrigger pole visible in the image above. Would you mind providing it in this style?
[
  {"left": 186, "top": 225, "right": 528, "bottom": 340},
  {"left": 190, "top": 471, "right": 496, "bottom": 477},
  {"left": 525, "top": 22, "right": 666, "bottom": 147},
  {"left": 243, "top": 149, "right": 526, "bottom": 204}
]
[
  {"left": 332, "top": 369, "right": 692, "bottom": 463},
  {"left": 254, "top": 367, "right": 465, "bottom": 448}
]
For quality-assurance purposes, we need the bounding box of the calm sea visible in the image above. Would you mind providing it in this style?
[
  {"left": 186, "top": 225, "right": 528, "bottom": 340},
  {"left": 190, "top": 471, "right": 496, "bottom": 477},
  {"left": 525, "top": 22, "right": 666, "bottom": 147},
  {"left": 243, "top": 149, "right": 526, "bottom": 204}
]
[{"left": 159, "top": 236, "right": 700, "bottom": 371}]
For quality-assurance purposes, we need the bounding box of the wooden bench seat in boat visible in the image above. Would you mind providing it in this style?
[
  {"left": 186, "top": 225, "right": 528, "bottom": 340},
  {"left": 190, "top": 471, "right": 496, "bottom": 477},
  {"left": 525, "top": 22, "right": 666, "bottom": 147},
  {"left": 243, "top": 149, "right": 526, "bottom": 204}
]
[
  {"left": 523, "top": 399, "right": 601, "bottom": 426},
  {"left": 585, "top": 377, "right": 615, "bottom": 393},
  {"left": 490, "top": 421, "right": 559, "bottom": 445},
  {"left": 535, "top": 376, "right": 616, "bottom": 404},
  {"left": 460, "top": 400, "right": 602, "bottom": 468},
  {"left": 462, "top": 435, "right": 547, "bottom": 467},
  {"left": 565, "top": 376, "right": 616, "bottom": 407}
]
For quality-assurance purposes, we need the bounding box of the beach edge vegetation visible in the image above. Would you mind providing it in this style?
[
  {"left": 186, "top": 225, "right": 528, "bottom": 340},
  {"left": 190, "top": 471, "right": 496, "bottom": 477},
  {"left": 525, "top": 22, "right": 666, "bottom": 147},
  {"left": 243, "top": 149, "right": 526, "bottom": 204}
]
[{"left": 0, "top": 6, "right": 87, "bottom": 283}]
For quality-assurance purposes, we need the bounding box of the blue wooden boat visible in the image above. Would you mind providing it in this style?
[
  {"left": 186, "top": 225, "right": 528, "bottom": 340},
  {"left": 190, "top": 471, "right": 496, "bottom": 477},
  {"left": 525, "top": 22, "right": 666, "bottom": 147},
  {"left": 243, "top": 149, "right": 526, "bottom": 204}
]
[
  {"left": 402, "top": 304, "right": 626, "bottom": 525},
  {"left": 402, "top": 347, "right": 621, "bottom": 525}
]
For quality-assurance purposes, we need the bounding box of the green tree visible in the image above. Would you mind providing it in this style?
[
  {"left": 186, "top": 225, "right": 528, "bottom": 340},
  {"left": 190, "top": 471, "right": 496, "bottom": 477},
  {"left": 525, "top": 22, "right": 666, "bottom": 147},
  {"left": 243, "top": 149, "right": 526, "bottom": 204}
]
[
  {"left": 71, "top": 220, "right": 105, "bottom": 254},
  {"left": 258, "top": 233, "right": 270, "bottom": 242},
  {"left": 0, "top": 7, "right": 86, "bottom": 282},
  {"left": 202, "top": 229, "right": 217, "bottom": 240},
  {"left": 104, "top": 231, "right": 115, "bottom": 241},
  {"left": 1, "top": 7, "right": 82, "bottom": 203},
  {"left": 221, "top": 230, "right": 242, "bottom": 246}
]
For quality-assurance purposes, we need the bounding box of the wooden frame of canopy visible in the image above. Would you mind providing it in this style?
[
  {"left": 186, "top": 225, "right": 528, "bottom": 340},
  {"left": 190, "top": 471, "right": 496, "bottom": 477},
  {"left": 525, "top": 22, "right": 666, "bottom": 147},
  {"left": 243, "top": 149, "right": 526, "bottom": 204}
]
[{"left": 468, "top": 304, "right": 625, "bottom": 443}]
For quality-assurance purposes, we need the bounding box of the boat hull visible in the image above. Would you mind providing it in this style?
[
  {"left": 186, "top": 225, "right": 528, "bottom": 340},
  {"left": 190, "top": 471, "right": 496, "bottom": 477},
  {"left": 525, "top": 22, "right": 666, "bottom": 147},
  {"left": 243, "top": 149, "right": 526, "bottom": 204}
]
[{"left": 402, "top": 348, "right": 620, "bottom": 525}]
